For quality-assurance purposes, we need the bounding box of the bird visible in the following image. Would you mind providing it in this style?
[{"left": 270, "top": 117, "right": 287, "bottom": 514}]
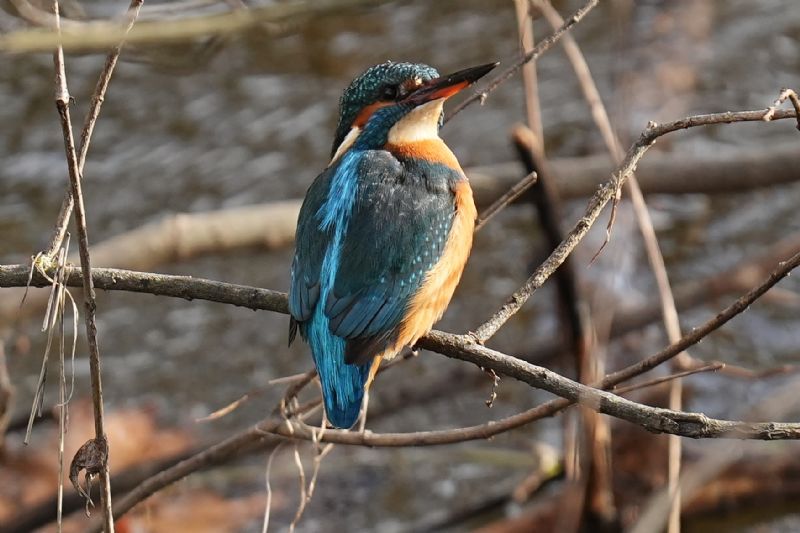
[{"left": 288, "top": 60, "right": 497, "bottom": 429}]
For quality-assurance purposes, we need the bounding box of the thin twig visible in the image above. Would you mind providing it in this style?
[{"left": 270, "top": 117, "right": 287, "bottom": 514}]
[
  {"left": 261, "top": 442, "right": 286, "bottom": 533},
  {"left": 44, "top": 0, "right": 144, "bottom": 258},
  {"left": 514, "top": 0, "right": 543, "bottom": 141},
  {"left": 763, "top": 88, "right": 800, "bottom": 131},
  {"left": 445, "top": 0, "right": 599, "bottom": 122},
  {"left": 474, "top": 171, "right": 538, "bottom": 232},
  {"left": 613, "top": 363, "right": 724, "bottom": 395},
  {"left": 56, "top": 250, "right": 68, "bottom": 533},
  {"left": 51, "top": 1, "right": 114, "bottom": 528},
  {"left": 0, "top": 0, "right": 398, "bottom": 53}
]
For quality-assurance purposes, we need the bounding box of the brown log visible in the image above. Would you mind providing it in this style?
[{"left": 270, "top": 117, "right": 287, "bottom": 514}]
[{"left": 469, "top": 142, "right": 800, "bottom": 199}]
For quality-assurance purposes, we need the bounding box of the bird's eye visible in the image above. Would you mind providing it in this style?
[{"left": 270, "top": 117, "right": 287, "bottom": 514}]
[{"left": 382, "top": 84, "right": 399, "bottom": 100}]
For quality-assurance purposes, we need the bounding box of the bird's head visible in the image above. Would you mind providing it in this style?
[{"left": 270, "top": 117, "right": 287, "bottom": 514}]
[{"left": 331, "top": 61, "right": 497, "bottom": 161}]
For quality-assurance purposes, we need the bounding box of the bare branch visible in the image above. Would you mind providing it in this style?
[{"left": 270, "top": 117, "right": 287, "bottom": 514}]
[
  {"left": 474, "top": 171, "right": 538, "bottom": 232},
  {"left": 63, "top": 246, "right": 800, "bottom": 529},
  {"left": 471, "top": 107, "right": 798, "bottom": 343},
  {"left": 612, "top": 363, "right": 724, "bottom": 396},
  {"left": 50, "top": 0, "right": 114, "bottom": 527},
  {"left": 4, "top": 248, "right": 799, "bottom": 446}
]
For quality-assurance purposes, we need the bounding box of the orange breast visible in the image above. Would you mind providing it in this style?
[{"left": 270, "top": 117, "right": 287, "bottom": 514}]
[
  {"left": 378, "top": 179, "right": 477, "bottom": 361},
  {"left": 385, "top": 139, "right": 461, "bottom": 170}
]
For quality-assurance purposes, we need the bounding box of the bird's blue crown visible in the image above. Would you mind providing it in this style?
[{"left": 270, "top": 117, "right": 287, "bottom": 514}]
[{"left": 332, "top": 61, "right": 440, "bottom": 156}]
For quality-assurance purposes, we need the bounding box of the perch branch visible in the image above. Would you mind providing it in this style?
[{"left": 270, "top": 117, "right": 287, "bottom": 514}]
[
  {"left": 11, "top": 243, "right": 800, "bottom": 531},
  {"left": 3, "top": 243, "right": 799, "bottom": 445}
]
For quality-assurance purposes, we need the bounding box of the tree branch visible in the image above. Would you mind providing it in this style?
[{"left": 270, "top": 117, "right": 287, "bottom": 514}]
[
  {"left": 471, "top": 107, "right": 798, "bottom": 343},
  {"left": 12, "top": 243, "right": 790, "bottom": 531},
  {"left": 4, "top": 246, "right": 800, "bottom": 445}
]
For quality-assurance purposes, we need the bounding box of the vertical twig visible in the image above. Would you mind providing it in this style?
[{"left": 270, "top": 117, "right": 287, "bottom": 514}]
[
  {"left": 44, "top": 0, "right": 144, "bottom": 258},
  {"left": 533, "top": 1, "right": 686, "bottom": 530},
  {"left": 51, "top": 1, "right": 114, "bottom": 530},
  {"left": 514, "top": 0, "right": 543, "bottom": 141}
]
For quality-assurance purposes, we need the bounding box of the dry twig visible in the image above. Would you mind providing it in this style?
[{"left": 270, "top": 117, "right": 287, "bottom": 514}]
[
  {"left": 445, "top": 0, "right": 599, "bottom": 122},
  {"left": 50, "top": 0, "right": 114, "bottom": 528}
]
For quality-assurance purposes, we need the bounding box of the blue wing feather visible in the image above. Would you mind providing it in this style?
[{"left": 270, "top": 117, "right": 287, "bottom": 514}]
[
  {"left": 289, "top": 151, "right": 379, "bottom": 427},
  {"left": 326, "top": 152, "right": 457, "bottom": 362},
  {"left": 289, "top": 168, "right": 331, "bottom": 322}
]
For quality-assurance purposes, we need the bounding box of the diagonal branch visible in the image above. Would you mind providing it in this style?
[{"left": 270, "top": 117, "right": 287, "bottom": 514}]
[
  {"left": 471, "top": 107, "right": 798, "bottom": 343},
  {"left": 445, "top": 0, "right": 599, "bottom": 122}
]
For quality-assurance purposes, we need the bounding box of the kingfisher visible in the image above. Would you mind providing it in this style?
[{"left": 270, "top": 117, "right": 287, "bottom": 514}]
[{"left": 288, "top": 61, "right": 497, "bottom": 428}]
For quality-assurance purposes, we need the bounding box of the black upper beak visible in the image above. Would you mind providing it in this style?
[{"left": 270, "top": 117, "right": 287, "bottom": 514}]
[{"left": 407, "top": 62, "right": 498, "bottom": 104}]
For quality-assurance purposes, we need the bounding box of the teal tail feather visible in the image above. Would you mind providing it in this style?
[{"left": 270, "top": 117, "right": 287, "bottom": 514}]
[{"left": 304, "top": 307, "right": 370, "bottom": 428}]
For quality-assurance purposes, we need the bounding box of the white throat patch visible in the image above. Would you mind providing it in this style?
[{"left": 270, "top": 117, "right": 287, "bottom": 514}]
[{"left": 387, "top": 99, "right": 444, "bottom": 144}]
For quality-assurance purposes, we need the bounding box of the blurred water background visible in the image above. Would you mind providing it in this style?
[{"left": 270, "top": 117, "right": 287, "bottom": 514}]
[{"left": 1, "top": 0, "right": 799, "bottom": 531}]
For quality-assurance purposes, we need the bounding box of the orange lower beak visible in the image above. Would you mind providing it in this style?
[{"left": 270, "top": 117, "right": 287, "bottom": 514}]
[{"left": 407, "top": 62, "right": 498, "bottom": 104}]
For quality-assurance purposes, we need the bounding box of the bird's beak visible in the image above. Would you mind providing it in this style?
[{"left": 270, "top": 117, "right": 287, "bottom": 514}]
[{"left": 406, "top": 62, "right": 498, "bottom": 104}]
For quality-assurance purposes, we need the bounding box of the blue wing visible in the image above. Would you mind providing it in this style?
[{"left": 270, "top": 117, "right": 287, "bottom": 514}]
[
  {"left": 325, "top": 151, "right": 457, "bottom": 364},
  {"left": 288, "top": 166, "right": 332, "bottom": 328}
]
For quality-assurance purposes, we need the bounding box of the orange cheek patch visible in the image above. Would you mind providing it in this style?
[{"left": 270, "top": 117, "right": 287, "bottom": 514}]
[
  {"left": 353, "top": 101, "right": 392, "bottom": 127},
  {"left": 385, "top": 139, "right": 462, "bottom": 171}
]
